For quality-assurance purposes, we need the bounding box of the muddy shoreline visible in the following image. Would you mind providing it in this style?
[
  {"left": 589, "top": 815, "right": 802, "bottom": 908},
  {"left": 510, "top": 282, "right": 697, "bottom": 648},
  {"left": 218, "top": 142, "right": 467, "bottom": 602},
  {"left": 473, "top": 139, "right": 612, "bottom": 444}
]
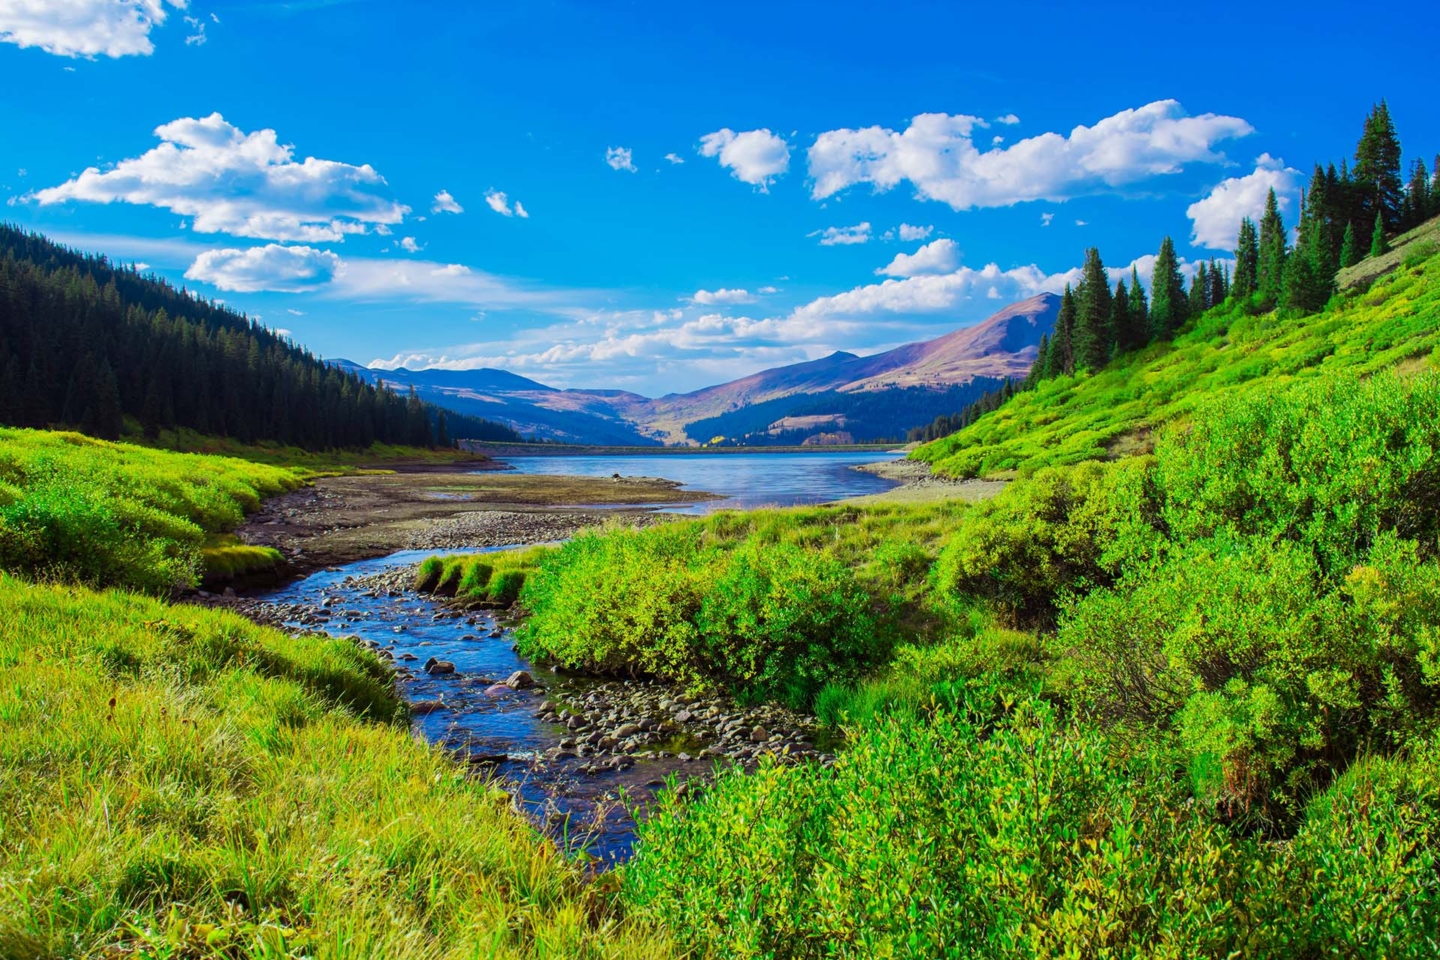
[{"left": 218, "top": 467, "right": 718, "bottom": 589}]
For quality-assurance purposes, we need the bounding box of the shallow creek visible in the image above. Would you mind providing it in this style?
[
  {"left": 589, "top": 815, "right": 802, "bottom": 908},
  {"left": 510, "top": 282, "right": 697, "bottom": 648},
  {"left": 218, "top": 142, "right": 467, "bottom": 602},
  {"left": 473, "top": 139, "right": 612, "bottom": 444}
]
[{"left": 255, "top": 547, "right": 828, "bottom": 865}]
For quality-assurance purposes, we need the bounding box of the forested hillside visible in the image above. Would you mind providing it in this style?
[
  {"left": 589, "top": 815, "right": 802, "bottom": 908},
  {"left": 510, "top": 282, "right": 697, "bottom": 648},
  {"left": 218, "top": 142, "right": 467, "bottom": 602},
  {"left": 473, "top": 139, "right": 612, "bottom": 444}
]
[
  {"left": 0, "top": 226, "right": 521, "bottom": 448},
  {"left": 916, "top": 100, "right": 1440, "bottom": 475}
]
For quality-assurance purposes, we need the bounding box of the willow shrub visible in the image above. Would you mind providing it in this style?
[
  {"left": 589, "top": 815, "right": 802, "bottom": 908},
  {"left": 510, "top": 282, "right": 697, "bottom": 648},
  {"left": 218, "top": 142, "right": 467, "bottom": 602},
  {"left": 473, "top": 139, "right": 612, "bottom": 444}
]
[
  {"left": 623, "top": 691, "right": 1440, "bottom": 959},
  {"left": 516, "top": 524, "right": 880, "bottom": 706}
]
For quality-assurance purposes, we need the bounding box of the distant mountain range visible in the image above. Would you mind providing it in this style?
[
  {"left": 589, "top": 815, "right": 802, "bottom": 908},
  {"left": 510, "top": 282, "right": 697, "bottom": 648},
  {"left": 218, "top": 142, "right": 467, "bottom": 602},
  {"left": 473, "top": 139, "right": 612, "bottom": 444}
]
[{"left": 338, "top": 293, "right": 1059, "bottom": 445}]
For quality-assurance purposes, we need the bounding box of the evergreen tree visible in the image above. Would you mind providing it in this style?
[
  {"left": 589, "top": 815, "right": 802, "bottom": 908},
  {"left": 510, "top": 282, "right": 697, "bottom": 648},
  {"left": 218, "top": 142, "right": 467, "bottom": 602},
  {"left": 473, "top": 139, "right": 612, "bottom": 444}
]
[
  {"left": 1189, "top": 262, "right": 1208, "bottom": 316},
  {"left": 1052, "top": 285, "right": 1076, "bottom": 376},
  {"left": 1339, "top": 221, "right": 1359, "bottom": 268},
  {"left": 1404, "top": 158, "right": 1431, "bottom": 229},
  {"left": 1257, "top": 189, "right": 1288, "bottom": 308},
  {"left": 1072, "top": 248, "right": 1113, "bottom": 370},
  {"left": 1149, "top": 237, "right": 1188, "bottom": 338},
  {"left": 1370, "top": 209, "right": 1389, "bottom": 257},
  {"left": 1233, "top": 216, "right": 1260, "bottom": 301},
  {"left": 1112, "top": 279, "right": 1144, "bottom": 353},
  {"left": 1354, "top": 100, "right": 1404, "bottom": 234},
  {"left": 87, "top": 359, "right": 123, "bottom": 441},
  {"left": 1128, "top": 266, "right": 1148, "bottom": 335},
  {"left": 436, "top": 410, "right": 450, "bottom": 448}
]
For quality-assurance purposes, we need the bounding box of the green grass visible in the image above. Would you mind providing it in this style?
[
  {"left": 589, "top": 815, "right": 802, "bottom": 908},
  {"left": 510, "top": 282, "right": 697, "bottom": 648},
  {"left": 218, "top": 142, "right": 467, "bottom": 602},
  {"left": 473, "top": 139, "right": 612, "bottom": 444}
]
[
  {"left": 913, "top": 241, "right": 1440, "bottom": 478},
  {"left": 0, "top": 428, "right": 304, "bottom": 592},
  {"left": 201, "top": 534, "right": 286, "bottom": 583},
  {"left": 415, "top": 546, "right": 553, "bottom": 608},
  {"left": 0, "top": 574, "right": 676, "bottom": 959},
  {"left": 136, "top": 424, "right": 492, "bottom": 473}
]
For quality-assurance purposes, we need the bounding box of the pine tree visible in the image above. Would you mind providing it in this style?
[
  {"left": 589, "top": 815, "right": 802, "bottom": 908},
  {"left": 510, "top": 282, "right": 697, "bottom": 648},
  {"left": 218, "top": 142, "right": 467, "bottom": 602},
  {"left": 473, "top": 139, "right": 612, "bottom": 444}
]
[
  {"left": 1073, "top": 248, "right": 1113, "bottom": 370},
  {"left": 1052, "top": 285, "right": 1076, "bottom": 376},
  {"left": 1233, "top": 216, "right": 1259, "bottom": 302},
  {"left": 1354, "top": 100, "right": 1404, "bottom": 234},
  {"left": 1208, "top": 257, "right": 1227, "bottom": 307},
  {"left": 1112, "top": 279, "right": 1143, "bottom": 353},
  {"left": 436, "top": 410, "right": 450, "bottom": 448},
  {"left": 1189, "top": 262, "right": 1208, "bottom": 316},
  {"left": 1128, "top": 266, "right": 1148, "bottom": 335},
  {"left": 1404, "top": 158, "right": 1431, "bottom": 230},
  {"left": 1149, "top": 237, "right": 1188, "bottom": 338},
  {"left": 1339, "top": 221, "right": 1359, "bottom": 268},
  {"left": 1369, "top": 209, "right": 1389, "bottom": 257},
  {"left": 1257, "top": 188, "right": 1288, "bottom": 308}
]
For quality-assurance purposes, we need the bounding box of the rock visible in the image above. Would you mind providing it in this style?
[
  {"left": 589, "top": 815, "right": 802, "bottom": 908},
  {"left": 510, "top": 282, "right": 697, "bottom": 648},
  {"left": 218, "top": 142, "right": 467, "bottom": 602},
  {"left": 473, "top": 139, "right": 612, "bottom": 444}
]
[
  {"left": 614, "top": 722, "right": 641, "bottom": 738},
  {"left": 423, "top": 658, "right": 456, "bottom": 675},
  {"left": 750, "top": 725, "right": 770, "bottom": 742},
  {"left": 398, "top": 653, "right": 418, "bottom": 662},
  {"left": 222, "top": 587, "right": 237, "bottom": 598},
  {"left": 460, "top": 634, "right": 479, "bottom": 641},
  {"left": 678, "top": 752, "right": 693, "bottom": 762},
  {"left": 411, "top": 699, "right": 446, "bottom": 715},
  {"left": 483, "top": 684, "right": 510, "bottom": 696},
  {"left": 504, "top": 670, "right": 535, "bottom": 690},
  {"left": 674, "top": 709, "right": 693, "bottom": 723}
]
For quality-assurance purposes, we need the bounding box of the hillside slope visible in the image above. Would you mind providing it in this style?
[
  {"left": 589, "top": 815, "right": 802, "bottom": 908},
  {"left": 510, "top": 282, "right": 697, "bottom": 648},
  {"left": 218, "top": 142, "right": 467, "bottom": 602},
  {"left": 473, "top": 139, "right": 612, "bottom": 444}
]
[{"left": 914, "top": 221, "right": 1440, "bottom": 477}]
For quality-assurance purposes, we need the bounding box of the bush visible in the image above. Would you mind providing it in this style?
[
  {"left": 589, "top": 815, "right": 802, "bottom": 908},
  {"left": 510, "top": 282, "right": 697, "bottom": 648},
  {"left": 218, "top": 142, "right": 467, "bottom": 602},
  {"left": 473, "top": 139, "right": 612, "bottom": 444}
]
[
  {"left": 515, "top": 526, "right": 881, "bottom": 706},
  {"left": 932, "top": 457, "right": 1164, "bottom": 624},
  {"left": 414, "top": 547, "right": 548, "bottom": 607}
]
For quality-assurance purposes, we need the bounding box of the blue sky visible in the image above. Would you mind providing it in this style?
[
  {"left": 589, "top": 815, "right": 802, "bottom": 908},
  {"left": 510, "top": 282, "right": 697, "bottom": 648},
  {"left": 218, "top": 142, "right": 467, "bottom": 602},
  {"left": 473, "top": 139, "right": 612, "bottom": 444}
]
[{"left": 2, "top": 1, "right": 1436, "bottom": 396}]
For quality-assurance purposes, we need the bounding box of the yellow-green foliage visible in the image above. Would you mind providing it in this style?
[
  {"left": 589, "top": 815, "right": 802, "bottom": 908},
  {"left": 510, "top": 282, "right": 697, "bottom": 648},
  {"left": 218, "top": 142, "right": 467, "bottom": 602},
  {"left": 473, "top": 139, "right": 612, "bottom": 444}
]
[
  {"left": 201, "top": 534, "right": 285, "bottom": 582},
  {"left": 507, "top": 503, "right": 966, "bottom": 706},
  {"left": 623, "top": 687, "right": 1440, "bottom": 959},
  {"left": 915, "top": 246, "right": 1440, "bottom": 477},
  {"left": 0, "top": 574, "right": 675, "bottom": 959},
  {"left": 0, "top": 428, "right": 301, "bottom": 592},
  {"left": 415, "top": 546, "right": 553, "bottom": 607}
]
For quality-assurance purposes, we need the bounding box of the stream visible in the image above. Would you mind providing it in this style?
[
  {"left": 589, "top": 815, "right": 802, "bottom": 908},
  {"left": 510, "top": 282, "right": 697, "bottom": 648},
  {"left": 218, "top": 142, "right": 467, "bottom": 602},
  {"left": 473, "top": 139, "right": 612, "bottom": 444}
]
[{"left": 255, "top": 546, "right": 828, "bottom": 865}]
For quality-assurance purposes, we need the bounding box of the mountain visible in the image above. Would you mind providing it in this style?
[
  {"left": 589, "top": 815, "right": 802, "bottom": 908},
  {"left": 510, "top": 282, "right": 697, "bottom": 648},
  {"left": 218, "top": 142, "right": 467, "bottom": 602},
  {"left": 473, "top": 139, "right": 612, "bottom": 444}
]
[{"left": 342, "top": 293, "right": 1058, "bottom": 445}]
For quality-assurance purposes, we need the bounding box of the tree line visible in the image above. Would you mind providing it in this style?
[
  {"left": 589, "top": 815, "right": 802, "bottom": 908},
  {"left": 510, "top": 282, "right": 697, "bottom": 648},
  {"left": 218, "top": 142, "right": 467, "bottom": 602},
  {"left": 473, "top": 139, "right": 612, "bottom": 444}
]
[
  {"left": 0, "top": 225, "right": 520, "bottom": 448},
  {"left": 912, "top": 101, "right": 1436, "bottom": 445}
]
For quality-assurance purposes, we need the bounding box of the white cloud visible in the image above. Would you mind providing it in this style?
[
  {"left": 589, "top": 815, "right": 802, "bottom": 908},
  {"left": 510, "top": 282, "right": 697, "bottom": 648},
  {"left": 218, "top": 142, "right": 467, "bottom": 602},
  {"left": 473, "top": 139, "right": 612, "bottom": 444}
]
[
  {"left": 664, "top": 152, "right": 684, "bottom": 164},
  {"left": 431, "top": 189, "right": 463, "bottom": 214},
  {"left": 698, "top": 128, "right": 790, "bottom": 191},
  {"left": 757, "top": 285, "right": 778, "bottom": 294},
  {"left": 808, "top": 99, "right": 1253, "bottom": 210},
  {"left": 274, "top": 327, "right": 291, "bottom": 337},
  {"left": 399, "top": 236, "right": 422, "bottom": 253},
  {"left": 1075, "top": 219, "right": 1087, "bottom": 226},
  {"left": 876, "top": 238, "right": 961, "bottom": 278},
  {"left": 995, "top": 114, "right": 1020, "bottom": 125},
  {"left": 0, "top": 0, "right": 184, "bottom": 58},
  {"left": 1041, "top": 212, "right": 1054, "bottom": 226},
  {"left": 690, "top": 287, "right": 756, "bottom": 305},
  {"left": 286, "top": 308, "right": 305, "bottom": 315},
  {"left": 483, "top": 189, "right": 528, "bottom": 218},
  {"left": 1186, "top": 153, "right": 1302, "bottom": 250},
  {"left": 605, "top": 146, "right": 637, "bottom": 173},
  {"left": 811, "top": 222, "right": 871, "bottom": 246},
  {"left": 182, "top": 13, "right": 203, "bottom": 45},
  {"left": 31, "top": 112, "right": 409, "bottom": 241},
  {"left": 185, "top": 244, "right": 341, "bottom": 293},
  {"left": 897, "top": 223, "right": 932, "bottom": 241}
]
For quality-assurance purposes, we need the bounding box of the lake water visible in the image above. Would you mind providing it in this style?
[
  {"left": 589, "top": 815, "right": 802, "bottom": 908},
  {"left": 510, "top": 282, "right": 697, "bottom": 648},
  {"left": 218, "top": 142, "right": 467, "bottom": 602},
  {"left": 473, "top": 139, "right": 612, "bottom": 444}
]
[{"left": 496, "top": 450, "right": 901, "bottom": 512}]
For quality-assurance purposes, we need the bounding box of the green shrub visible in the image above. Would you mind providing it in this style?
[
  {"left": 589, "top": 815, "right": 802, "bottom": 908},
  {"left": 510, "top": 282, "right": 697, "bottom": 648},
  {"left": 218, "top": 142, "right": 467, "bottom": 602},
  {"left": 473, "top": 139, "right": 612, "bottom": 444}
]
[
  {"left": 623, "top": 692, "right": 1262, "bottom": 959},
  {"left": 932, "top": 457, "right": 1164, "bottom": 624},
  {"left": 516, "top": 526, "right": 880, "bottom": 706}
]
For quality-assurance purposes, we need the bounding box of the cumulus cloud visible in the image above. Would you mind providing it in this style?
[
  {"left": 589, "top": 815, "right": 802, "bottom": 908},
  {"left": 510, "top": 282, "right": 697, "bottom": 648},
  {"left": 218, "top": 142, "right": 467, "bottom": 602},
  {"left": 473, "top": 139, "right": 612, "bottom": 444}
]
[
  {"left": 689, "top": 287, "right": 756, "bottom": 305},
  {"left": 897, "top": 223, "right": 933, "bottom": 241},
  {"left": 184, "top": 244, "right": 340, "bottom": 293},
  {"left": 698, "top": 127, "right": 790, "bottom": 190},
  {"left": 1041, "top": 212, "right": 1054, "bottom": 226},
  {"left": 664, "top": 152, "right": 684, "bottom": 164},
  {"left": 605, "top": 146, "right": 637, "bottom": 172},
  {"left": 1186, "top": 153, "right": 1302, "bottom": 250},
  {"left": 811, "top": 222, "right": 871, "bottom": 246},
  {"left": 431, "top": 189, "right": 463, "bottom": 214},
  {"left": 399, "top": 236, "right": 422, "bottom": 253},
  {"left": 483, "top": 189, "right": 528, "bottom": 217},
  {"left": 876, "top": 238, "right": 961, "bottom": 277},
  {"left": 808, "top": 100, "right": 1253, "bottom": 210},
  {"left": 31, "top": 112, "right": 409, "bottom": 242},
  {"left": 0, "top": 0, "right": 184, "bottom": 58},
  {"left": 182, "top": 13, "right": 204, "bottom": 45}
]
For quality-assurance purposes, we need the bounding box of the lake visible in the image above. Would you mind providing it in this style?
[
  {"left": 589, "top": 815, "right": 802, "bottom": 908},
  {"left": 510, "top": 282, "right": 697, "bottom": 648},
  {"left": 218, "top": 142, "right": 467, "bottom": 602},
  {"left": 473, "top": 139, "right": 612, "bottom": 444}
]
[{"left": 495, "top": 450, "right": 901, "bottom": 512}]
